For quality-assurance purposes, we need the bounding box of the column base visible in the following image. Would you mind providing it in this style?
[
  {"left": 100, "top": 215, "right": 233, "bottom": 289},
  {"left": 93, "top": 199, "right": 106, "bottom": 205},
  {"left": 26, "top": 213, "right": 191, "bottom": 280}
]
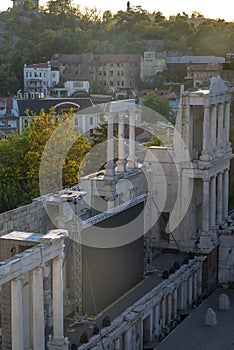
[
  {"left": 126, "top": 160, "right": 137, "bottom": 170},
  {"left": 210, "top": 228, "right": 219, "bottom": 245},
  {"left": 105, "top": 161, "right": 116, "bottom": 179},
  {"left": 116, "top": 159, "right": 126, "bottom": 173},
  {"left": 47, "top": 337, "right": 69, "bottom": 350},
  {"left": 200, "top": 152, "right": 211, "bottom": 161},
  {"left": 198, "top": 233, "right": 213, "bottom": 253}
]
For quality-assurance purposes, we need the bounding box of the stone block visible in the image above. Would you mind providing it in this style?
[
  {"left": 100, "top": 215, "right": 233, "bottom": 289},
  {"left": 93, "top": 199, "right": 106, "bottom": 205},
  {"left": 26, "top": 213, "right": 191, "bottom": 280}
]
[
  {"left": 205, "top": 307, "right": 217, "bottom": 326},
  {"left": 219, "top": 293, "right": 230, "bottom": 310}
]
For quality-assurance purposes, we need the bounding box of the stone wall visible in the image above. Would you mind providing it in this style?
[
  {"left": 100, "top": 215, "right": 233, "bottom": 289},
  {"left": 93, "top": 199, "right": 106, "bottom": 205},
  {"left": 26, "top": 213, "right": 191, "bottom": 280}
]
[
  {"left": 219, "top": 231, "right": 234, "bottom": 285},
  {"left": 0, "top": 200, "right": 53, "bottom": 238}
]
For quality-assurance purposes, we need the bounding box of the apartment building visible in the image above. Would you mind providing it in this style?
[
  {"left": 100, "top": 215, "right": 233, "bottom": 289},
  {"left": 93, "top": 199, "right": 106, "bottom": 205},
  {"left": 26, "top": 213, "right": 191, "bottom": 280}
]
[{"left": 51, "top": 53, "right": 140, "bottom": 94}]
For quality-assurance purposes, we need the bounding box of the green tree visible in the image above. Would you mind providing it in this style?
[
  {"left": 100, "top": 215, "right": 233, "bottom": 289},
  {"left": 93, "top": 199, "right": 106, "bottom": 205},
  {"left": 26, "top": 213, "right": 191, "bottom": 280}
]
[
  {"left": 146, "top": 135, "right": 162, "bottom": 147},
  {"left": 0, "top": 109, "right": 91, "bottom": 212},
  {"left": 142, "top": 91, "right": 174, "bottom": 123},
  {"left": 23, "top": 0, "right": 36, "bottom": 10}
]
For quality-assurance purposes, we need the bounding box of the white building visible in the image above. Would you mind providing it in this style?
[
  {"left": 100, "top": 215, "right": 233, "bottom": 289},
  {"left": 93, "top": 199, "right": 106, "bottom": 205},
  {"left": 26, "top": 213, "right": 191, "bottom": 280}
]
[{"left": 23, "top": 61, "right": 60, "bottom": 97}]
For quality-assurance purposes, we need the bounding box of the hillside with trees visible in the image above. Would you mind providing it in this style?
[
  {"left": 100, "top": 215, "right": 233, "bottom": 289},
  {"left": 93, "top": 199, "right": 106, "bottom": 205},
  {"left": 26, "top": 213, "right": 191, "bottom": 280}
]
[{"left": 0, "top": 0, "right": 234, "bottom": 95}]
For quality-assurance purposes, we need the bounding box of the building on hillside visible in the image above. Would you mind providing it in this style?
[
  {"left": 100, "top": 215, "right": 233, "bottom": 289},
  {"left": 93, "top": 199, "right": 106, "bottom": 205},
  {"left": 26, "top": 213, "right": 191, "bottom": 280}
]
[
  {"left": 53, "top": 80, "right": 90, "bottom": 98},
  {"left": 185, "top": 63, "right": 222, "bottom": 87},
  {"left": 0, "top": 98, "right": 19, "bottom": 139},
  {"left": 140, "top": 51, "right": 167, "bottom": 81},
  {"left": 15, "top": 94, "right": 95, "bottom": 138},
  {"left": 51, "top": 53, "right": 140, "bottom": 95},
  {"left": 166, "top": 55, "right": 225, "bottom": 71},
  {"left": 23, "top": 61, "right": 60, "bottom": 97},
  {"left": 11, "top": 0, "right": 39, "bottom": 9}
]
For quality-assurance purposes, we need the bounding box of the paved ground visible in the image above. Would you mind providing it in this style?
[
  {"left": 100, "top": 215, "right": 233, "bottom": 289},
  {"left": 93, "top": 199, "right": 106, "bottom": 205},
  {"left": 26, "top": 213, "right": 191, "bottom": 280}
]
[
  {"left": 156, "top": 287, "right": 234, "bottom": 350},
  {"left": 65, "top": 252, "right": 186, "bottom": 348}
]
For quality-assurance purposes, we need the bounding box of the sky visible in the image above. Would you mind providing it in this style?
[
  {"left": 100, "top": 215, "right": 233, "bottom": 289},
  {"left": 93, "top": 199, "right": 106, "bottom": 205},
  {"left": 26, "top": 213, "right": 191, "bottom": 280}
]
[{"left": 0, "top": 0, "right": 234, "bottom": 22}]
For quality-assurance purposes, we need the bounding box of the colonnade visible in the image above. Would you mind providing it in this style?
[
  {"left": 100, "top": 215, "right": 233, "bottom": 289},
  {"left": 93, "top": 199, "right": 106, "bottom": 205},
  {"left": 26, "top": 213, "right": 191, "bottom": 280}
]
[
  {"left": 202, "top": 100, "right": 230, "bottom": 159},
  {"left": 105, "top": 110, "right": 139, "bottom": 178},
  {"left": 10, "top": 255, "right": 68, "bottom": 350},
  {"left": 202, "top": 168, "right": 229, "bottom": 236},
  {"left": 79, "top": 258, "right": 204, "bottom": 350},
  {"left": 0, "top": 230, "right": 68, "bottom": 350}
]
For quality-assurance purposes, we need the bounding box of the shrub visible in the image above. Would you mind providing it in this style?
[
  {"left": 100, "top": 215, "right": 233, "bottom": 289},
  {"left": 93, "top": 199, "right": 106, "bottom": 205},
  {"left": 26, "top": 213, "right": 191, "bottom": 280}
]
[
  {"left": 162, "top": 270, "right": 169, "bottom": 279},
  {"left": 174, "top": 261, "right": 180, "bottom": 270},
  {"left": 169, "top": 267, "right": 175, "bottom": 274},
  {"left": 93, "top": 325, "right": 99, "bottom": 335},
  {"left": 80, "top": 332, "right": 89, "bottom": 344},
  {"left": 102, "top": 316, "right": 111, "bottom": 327}
]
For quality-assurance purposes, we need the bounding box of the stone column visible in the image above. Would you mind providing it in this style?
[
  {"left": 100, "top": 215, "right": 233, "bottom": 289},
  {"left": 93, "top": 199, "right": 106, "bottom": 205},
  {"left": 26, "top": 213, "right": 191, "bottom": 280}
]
[
  {"left": 217, "top": 172, "right": 223, "bottom": 225},
  {"left": 105, "top": 114, "right": 115, "bottom": 178},
  {"left": 223, "top": 169, "right": 229, "bottom": 220},
  {"left": 11, "top": 276, "right": 24, "bottom": 350},
  {"left": 124, "top": 328, "right": 132, "bottom": 350},
  {"left": 52, "top": 257, "right": 63, "bottom": 341},
  {"left": 47, "top": 256, "right": 68, "bottom": 350},
  {"left": 217, "top": 103, "right": 224, "bottom": 148},
  {"left": 177, "top": 283, "right": 184, "bottom": 310},
  {"left": 167, "top": 294, "right": 172, "bottom": 324},
  {"left": 210, "top": 104, "right": 217, "bottom": 153},
  {"left": 32, "top": 266, "right": 45, "bottom": 350},
  {"left": 188, "top": 276, "right": 193, "bottom": 306},
  {"left": 193, "top": 272, "right": 198, "bottom": 301},
  {"left": 224, "top": 101, "right": 230, "bottom": 146},
  {"left": 154, "top": 304, "right": 160, "bottom": 336},
  {"left": 161, "top": 298, "right": 166, "bottom": 327},
  {"left": 202, "top": 179, "right": 210, "bottom": 233},
  {"left": 209, "top": 176, "right": 216, "bottom": 229},
  {"left": 183, "top": 280, "right": 188, "bottom": 309},
  {"left": 197, "top": 267, "right": 203, "bottom": 297},
  {"left": 115, "top": 337, "right": 120, "bottom": 350},
  {"left": 117, "top": 113, "right": 126, "bottom": 172},
  {"left": 202, "top": 105, "right": 211, "bottom": 156},
  {"left": 173, "top": 289, "right": 177, "bottom": 318},
  {"left": 127, "top": 110, "right": 136, "bottom": 169}
]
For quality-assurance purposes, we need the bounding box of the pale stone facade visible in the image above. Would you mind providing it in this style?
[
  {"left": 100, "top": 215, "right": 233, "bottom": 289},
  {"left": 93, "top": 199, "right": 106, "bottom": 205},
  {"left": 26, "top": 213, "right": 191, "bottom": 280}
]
[
  {"left": 0, "top": 229, "right": 68, "bottom": 350},
  {"left": 144, "top": 76, "right": 232, "bottom": 254}
]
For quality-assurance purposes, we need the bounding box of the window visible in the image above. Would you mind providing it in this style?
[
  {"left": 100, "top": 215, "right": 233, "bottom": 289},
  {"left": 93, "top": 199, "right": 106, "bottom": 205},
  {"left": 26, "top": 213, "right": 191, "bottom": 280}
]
[
  {"left": 90, "top": 116, "right": 93, "bottom": 125},
  {"left": 8, "top": 120, "right": 17, "bottom": 128},
  {"left": 0, "top": 121, "right": 4, "bottom": 128},
  {"left": 146, "top": 61, "right": 153, "bottom": 66},
  {"left": 74, "top": 117, "right": 79, "bottom": 126}
]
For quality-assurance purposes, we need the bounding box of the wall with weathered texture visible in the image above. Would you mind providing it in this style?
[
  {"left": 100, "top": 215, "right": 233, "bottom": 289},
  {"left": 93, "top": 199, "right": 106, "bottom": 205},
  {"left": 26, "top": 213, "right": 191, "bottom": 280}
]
[
  {"left": 0, "top": 200, "right": 53, "bottom": 237},
  {"left": 219, "top": 231, "right": 234, "bottom": 284}
]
